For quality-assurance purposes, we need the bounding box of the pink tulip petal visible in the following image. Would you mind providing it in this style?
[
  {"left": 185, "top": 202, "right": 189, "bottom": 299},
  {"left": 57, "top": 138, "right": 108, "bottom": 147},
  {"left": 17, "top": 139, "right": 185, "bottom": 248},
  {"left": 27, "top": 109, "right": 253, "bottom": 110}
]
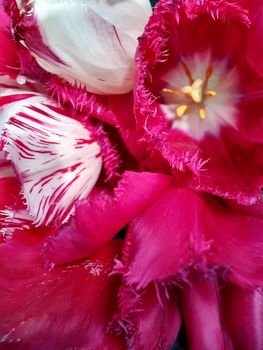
[
  {"left": 221, "top": 284, "right": 263, "bottom": 350},
  {"left": 225, "top": 198, "right": 263, "bottom": 220},
  {"left": 179, "top": 276, "right": 232, "bottom": 350},
  {"left": 247, "top": 7, "right": 263, "bottom": 77},
  {"left": 0, "top": 177, "right": 19, "bottom": 209},
  {"left": 43, "top": 171, "right": 172, "bottom": 265},
  {"left": 0, "top": 8, "right": 18, "bottom": 77},
  {"left": 175, "top": 129, "right": 263, "bottom": 205},
  {"left": 240, "top": 0, "right": 263, "bottom": 15},
  {"left": 121, "top": 188, "right": 209, "bottom": 289},
  {"left": 204, "top": 195, "right": 263, "bottom": 287},
  {"left": 114, "top": 283, "right": 181, "bottom": 350},
  {"left": 0, "top": 231, "right": 124, "bottom": 349},
  {"left": 122, "top": 187, "right": 263, "bottom": 289}
]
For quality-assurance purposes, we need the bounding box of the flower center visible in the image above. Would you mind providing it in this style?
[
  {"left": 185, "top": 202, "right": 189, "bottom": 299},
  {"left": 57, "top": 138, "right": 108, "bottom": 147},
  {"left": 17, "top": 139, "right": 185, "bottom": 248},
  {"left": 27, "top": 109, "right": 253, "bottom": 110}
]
[
  {"left": 162, "top": 64, "right": 217, "bottom": 120},
  {"left": 160, "top": 52, "right": 239, "bottom": 140}
]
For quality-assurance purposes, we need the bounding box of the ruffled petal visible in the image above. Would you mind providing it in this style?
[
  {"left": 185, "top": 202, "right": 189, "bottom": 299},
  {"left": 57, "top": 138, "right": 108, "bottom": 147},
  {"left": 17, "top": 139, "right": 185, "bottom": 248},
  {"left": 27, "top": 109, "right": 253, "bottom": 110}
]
[
  {"left": 175, "top": 129, "right": 263, "bottom": 205},
  {"left": 113, "top": 283, "right": 181, "bottom": 350},
  {"left": 0, "top": 231, "right": 124, "bottom": 349},
  {"left": 1, "top": 88, "right": 102, "bottom": 226},
  {"left": 43, "top": 171, "right": 172, "bottom": 265},
  {"left": 120, "top": 187, "right": 209, "bottom": 289},
  {"left": 8, "top": 0, "right": 152, "bottom": 94},
  {"left": 121, "top": 187, "right": 263, "bottom": 289}
]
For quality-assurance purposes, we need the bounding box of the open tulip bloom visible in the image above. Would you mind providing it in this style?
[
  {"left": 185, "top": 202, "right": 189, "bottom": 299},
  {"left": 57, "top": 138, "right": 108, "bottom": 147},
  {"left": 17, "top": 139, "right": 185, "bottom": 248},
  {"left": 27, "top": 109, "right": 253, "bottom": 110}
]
[{"left": 0, "top": 0, "right": 262, "bottom": 349}]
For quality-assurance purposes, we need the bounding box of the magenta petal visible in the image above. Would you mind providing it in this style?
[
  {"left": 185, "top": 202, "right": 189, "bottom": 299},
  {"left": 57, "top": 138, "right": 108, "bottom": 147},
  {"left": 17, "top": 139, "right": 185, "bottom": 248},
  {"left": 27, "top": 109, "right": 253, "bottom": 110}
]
[
  {"left": 122, "top": 187, "right": 263, "bottom": 289},
  {"left": 0, "top": 9, "right": 18, "bottom": 77},
  {"left": 121, "top": 188, "right": 210, "bottom": 289},
  {"left": 225, "top": 198, "right": 263, "bottom": 220},
  {"left": 247, "top": 8, "right": 263, "bottom": 77},
  {"left": 176, "top": 129, "right": 263, "bottom": 205},
  {"left": 0, "top": 232, "right": 124, "bottom": 349},
  {"left": 221, "top": 284, "right": 263, "bottom": 350},
  {"left": 204, "top": 195, "right": 263, "bottom": 287},
  {"left": 0, "top": 177, "right": 19, "bottom": 209},
  {"left": 43, "top": 171, "right": 172, "bottom": 265},
  {"left": 240, "top": 0, "right": 263, "bottom": 15},
  {"left": 115, "top": 283, "right": 181, "bottom": 350},
  {"left": 180, "top": 276, "right": 232, "bottom": 350}
]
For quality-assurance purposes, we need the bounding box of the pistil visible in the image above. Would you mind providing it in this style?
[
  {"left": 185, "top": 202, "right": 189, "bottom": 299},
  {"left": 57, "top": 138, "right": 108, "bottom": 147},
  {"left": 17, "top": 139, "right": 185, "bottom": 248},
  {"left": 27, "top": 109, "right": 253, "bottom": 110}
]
[{"left": 162, "top": 64, "right": 216, "bottom": 120}]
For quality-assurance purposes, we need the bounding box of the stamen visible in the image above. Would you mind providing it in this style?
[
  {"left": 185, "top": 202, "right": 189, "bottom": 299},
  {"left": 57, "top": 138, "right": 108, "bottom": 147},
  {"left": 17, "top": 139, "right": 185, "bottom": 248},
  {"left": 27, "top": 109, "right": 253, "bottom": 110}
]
[
  {"left": 162, "top": 63, "right": 218, "bottom": 123},
  {"left": 162, "top": 88, "right": 180, "bottom": 96},
  {"left": 204, "top": 65, "right": 213, "bottom": 85},
  {"left": 181, "top": 61, "right": 194, "bottom": 84},
  {"left": 199, "top": 108, "right": 206, "bottom": 119},
  {"left": 176, "top": 105, "right": 188, "bottom": 117},
  {"left": 206, "top": 90, "right": 217, "bottom": 97}
]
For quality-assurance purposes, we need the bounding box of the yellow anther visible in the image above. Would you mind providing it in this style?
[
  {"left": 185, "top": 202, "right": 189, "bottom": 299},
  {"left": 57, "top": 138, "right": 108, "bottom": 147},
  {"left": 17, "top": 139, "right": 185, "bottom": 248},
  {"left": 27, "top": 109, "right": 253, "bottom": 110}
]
[
  {"left": 162, "top": 66, "right": 217, "bottom": 122},
  {"left": 199, "top": 108, "right": 206, "bottom": 119},
  {"left": 181, "top": 79, "right": 204, "bottom": 103},
  {"left": 176, "top": 105, "right": 188, "bottom": 117},
  {"left": 207, "top": 90, "right": 217, "bottom": 97}
]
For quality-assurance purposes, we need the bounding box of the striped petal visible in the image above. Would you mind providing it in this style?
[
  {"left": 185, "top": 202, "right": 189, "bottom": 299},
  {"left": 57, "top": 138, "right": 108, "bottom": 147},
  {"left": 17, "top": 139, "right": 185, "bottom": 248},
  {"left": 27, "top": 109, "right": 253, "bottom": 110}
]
[
  {"left": 11, "top": 0, "right": 152, "bottom": 94},
  {"left": 0, "top": 152, "right": 15, "bottom": 178},
  {"left": 1, "top": 89, "right": 102, "bottom": 226},
  {"left": 0, "top": 208, "right": 33, "bottom": 237}
]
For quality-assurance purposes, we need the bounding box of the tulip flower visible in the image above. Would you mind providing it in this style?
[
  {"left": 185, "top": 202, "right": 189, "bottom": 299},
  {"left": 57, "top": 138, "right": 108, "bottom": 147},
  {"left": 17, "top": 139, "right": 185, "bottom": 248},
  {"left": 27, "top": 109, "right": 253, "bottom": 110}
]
[
  {"left": 133, "top": 0, "right": 263, "bottom": 205},
  {"left": 0, "top": 1, "right": 263, "bottom": 349}
]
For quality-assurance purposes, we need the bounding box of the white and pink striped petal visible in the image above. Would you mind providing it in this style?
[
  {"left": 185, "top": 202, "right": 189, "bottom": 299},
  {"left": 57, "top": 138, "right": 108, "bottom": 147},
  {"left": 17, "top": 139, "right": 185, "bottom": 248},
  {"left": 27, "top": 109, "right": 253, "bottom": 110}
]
[
  {"left": 12, "top": 0, "right": 152, "bottom": 95},
  {"left": 1, "top": 91, "right": 102, "bottom": 227},
  {"left": 0, "top": 208, "right": 33, "bottom": 238}
]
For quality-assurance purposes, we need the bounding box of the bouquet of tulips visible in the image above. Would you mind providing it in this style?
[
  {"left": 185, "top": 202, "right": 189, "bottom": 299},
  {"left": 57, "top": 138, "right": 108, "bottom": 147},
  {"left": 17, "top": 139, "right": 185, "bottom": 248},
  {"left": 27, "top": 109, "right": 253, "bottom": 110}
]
[{"left": 0, "top": 0, "right": 262, "bottom": 349}]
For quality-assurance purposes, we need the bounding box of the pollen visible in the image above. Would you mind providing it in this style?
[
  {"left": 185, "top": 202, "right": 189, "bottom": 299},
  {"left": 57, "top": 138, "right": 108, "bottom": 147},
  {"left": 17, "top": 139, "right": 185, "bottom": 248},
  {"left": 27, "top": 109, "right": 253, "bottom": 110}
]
[
  {"left": 176, "top": 105, "right": 188, "bottom": 117},
  {"left": 199, "top": 108, "right": 206, "bottom": 119},
  {"left": 207, "top": 90, "right": 217, "bottom": 97}
]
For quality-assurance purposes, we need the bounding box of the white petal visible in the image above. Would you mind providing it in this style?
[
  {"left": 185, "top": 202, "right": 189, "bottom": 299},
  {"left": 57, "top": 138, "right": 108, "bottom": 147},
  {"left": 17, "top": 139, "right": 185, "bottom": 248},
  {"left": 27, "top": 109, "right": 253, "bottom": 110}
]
[
  {"left": 2, "top": 92, "right": 102, "bottom": 226},
  {"left": 17, "top": 0, "right": 152, "bottom": 94}
]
